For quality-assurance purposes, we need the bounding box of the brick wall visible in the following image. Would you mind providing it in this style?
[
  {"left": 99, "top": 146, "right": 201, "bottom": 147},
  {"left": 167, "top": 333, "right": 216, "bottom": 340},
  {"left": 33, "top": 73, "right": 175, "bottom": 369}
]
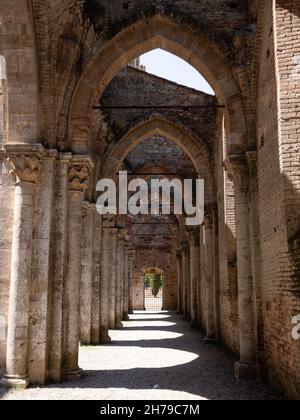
[
  {"left": 101, "top": 66, "right": 216, "bottom": 157},
  {"left": 132, "top": 246, "right": 177, "bottom": 311},
  {"left": 257, "top": 0, "right": 300, "bottom": 398}
]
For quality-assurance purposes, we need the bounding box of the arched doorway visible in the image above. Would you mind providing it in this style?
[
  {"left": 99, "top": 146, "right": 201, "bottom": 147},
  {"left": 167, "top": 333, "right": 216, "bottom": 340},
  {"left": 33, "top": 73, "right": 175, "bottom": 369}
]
[{"left": 144, "top": 268, "right": 164, "bottom": 312}]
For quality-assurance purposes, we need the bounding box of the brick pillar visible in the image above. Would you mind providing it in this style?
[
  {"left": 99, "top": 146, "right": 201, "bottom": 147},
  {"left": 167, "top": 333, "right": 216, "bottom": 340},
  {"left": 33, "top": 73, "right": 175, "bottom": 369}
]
[
  {"left": 226, "top": 155, "right": 259, "bottom": 380},
  {"left": 63, "top": 158, "right": 92, "bottom": 381},
  {"left": 0, "top": 151, "right": 42, "bottom": 389}
]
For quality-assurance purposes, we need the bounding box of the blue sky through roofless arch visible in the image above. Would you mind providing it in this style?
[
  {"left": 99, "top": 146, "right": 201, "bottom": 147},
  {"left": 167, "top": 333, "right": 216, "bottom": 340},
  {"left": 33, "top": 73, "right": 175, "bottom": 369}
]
[{"left": 140, "top": 49, "right": 215, "bottom": 95}]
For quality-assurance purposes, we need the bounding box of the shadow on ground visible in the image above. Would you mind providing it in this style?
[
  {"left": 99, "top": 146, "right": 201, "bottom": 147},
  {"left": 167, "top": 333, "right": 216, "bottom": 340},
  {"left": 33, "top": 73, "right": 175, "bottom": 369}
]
[{"left": 0, "top": 312, "right": 285, "bottom": 400}]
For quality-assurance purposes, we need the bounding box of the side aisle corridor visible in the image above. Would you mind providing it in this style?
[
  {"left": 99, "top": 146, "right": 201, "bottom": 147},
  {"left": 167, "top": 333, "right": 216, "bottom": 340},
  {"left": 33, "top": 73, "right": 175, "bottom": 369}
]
[{"left": 0, "top": 313, "right": 283, "bottom": 401}]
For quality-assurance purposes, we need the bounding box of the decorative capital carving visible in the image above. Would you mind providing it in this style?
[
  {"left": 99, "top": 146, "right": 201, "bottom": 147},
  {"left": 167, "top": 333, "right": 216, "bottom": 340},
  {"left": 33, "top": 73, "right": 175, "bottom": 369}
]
[
  {"left": 118, "top": 228, "right": 128, "bottom": 241},
  {"left": 176, "top": 250, "right": 182, "bottom": 260},
  {"left": 7, "top": 154, "right": 42, "bottom": 184},
  {"left": 102, "top": 213, "right": 116, "bottom": 228},
  {"left": 68, "top": 158, "right": 93, "bottom": 192},
  {"left": 224, "top": 155, "right": 249, "bottom": 189}
]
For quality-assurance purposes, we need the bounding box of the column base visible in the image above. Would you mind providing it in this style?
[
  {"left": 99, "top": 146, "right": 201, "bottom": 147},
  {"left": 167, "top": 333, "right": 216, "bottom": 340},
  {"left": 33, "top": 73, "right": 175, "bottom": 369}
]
[
  {"left": 234, "top": 362, "right": 260, "bottom": 381},
  {"left": 123, "top": 314, "right": 130, "bottom": 321},
  {"left": 100, "top": 330, "right": 112, "bottom": 344},
  {"left": 63, "top": 367, "right": 83, "bottom": 381},
  {"left": 115, "top": 323, "right": 123, "bottom": 330},
  {"left": 0, "top": 375, "right": 30, "bottom": 389}
]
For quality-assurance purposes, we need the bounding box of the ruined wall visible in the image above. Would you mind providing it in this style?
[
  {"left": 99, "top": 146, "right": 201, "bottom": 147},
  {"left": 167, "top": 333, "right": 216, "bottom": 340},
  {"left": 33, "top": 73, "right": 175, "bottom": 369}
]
[
  {"left": 86, "top": 0, "right": 250, "bottom": 48},
  {"left": 132, "top": 247, "right": 177, "bottom": 311},
  {"left": 101, "top": 66, "right": 216, "bottom": 157},
  {"left": 256, "top": 0, "right": 300, "bottom": 398},
  {"left": 0, "top": 1, "right": 40, "bottom": 145}
]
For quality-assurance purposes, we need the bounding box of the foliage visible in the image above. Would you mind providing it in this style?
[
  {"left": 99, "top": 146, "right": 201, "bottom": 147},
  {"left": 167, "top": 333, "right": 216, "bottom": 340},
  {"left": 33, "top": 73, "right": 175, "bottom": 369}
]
[{"left": 144, "top": 273, "right": 164, "bottom": 297}]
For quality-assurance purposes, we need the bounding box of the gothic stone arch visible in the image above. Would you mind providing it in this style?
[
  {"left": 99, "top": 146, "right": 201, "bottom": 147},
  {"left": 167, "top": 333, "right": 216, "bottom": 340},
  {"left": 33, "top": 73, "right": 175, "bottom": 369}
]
[{"left": 68, "top": 14, "right": 247, "bottom": 155}]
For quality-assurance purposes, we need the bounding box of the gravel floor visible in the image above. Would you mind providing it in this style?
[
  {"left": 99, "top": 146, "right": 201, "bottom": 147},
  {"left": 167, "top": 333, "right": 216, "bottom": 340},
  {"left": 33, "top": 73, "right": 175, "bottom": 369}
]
[{"left": 0, "top": 312, "right": 284, "bottom": 400}]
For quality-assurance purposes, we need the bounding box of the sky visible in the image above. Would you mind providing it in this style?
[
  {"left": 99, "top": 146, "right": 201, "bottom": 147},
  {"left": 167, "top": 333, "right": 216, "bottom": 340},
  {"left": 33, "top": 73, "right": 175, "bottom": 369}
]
[{"left": 140, "top": 49, "right": 215, "bottom": 95}]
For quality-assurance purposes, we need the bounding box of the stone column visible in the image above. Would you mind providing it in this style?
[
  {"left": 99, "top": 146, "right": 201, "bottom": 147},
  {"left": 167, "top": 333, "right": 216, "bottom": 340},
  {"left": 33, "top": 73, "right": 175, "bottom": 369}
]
[
  {"left": 225, "top": 155, "right": 258, "bottom": 380},
  {"left": 128, "top": 250, "right": 135, "bottom": 313},
  {"left": 47, "top": 154, "right": 71, "bottom": 383},
  {"left": 198, "top": 226, "right": 205, "bottom": 330},
  {"left": 63, "top": 158, "right": 92, "bottom": 380},
  {"left": 204, "top": 212, "right": 215, "bottom": 342},
  {"left": 188, "top": 229, "right": 199, "bottom": 328},
  {"left": 91, "top": 208, "right": 102, "bottom": 344},
  {"left": 123, "top": 245, "right": 131, "bottom": 320},
  {"left": 119, "top": 240, "right": 125, "bottom": 322},
  {"left": 100, "top": 215, "right": 113, "bottom": 343},
  {"left": 181, "top": 241, "right": 189, "bottom": 321},
  {"left": 1, "top": 151, "right": 42, "bottom": 389},
  {"left": 109, "top": 228, "right": 118, "bottom": 330},
  {"left": 79, "top": 202, "right": 94, "bottom": 345},
  {"left": 27, "top": 153, "right": 56, "bottom": 385},
  {"left": 176, "top": 250, "right": 183, "bottom": 313},
  {"left": 115, "top": 229, "right": 124, "bottom": 329},
  {"left": 212, "top": 206, "right": 221, "bottom": 340}
]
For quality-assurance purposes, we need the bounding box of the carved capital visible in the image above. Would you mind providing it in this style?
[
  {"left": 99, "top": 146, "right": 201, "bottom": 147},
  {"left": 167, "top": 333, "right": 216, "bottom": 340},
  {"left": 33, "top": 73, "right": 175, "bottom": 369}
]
[
  {"left": 68, "top": 158, "right": 93, "bottom": 192},
  {"left": 102, "top": 213, "right": 116, "bottom": 228},
  {"left": 7, "top": 154, "right": 42, "bottom": 184},
  {"left": 176, "top": 250, "right": 182, "bottom": 260},
  {"left": 118, "top": 228, "right": 129, "bottom": 241},
  {"left": 224, "top": 155, "right": 249, "bottom": 190}
]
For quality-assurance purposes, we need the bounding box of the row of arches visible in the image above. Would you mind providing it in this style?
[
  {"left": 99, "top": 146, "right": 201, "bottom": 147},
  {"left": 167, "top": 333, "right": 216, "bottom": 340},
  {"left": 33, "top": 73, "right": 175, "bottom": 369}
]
[{"left": 0, "top": 0, "right": 299, "bottom": 400}]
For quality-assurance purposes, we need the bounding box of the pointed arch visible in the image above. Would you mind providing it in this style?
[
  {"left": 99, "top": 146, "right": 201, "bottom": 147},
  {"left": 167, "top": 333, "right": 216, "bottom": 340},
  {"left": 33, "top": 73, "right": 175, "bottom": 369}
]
[
  {"left": 68, "top": 14, "right": 247, "bottom": 154},
  {"left": 102, "top": 117, "right": 214, "bottom": 205}
]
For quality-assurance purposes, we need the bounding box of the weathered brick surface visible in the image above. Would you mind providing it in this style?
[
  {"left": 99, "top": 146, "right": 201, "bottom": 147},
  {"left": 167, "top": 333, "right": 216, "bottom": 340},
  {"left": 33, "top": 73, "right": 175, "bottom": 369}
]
[
  {"left": 254, "top": 0, "right": 300, "bottom": 398},
  {"left": 0, "top": 0, "right": 299, "bottom": 399},
  {"left": 132, "top": 247, "right": 177, "bottom": 311},
  {"left": 101, "top": 66, "right": 216, "bottom": 157}
]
